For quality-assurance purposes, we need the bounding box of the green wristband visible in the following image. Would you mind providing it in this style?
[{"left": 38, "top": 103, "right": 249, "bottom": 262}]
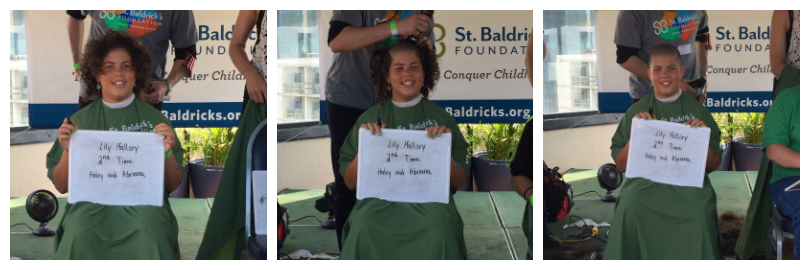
[
  {"left": 389, "top": 20, "right": 398, "bottom": 36},
  {"left": 73, "top": 63, "right": 80, "bottom": 70},
  {"left": 530, "top": 194, "right": 533, "bottom": 206},
  {"left": 165, "top": 149, "right": 172, "bottom": 158}
]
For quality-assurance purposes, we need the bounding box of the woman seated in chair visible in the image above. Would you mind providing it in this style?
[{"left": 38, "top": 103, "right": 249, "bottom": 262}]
[
  {"left": 762, "top": 85, "right": 800, "bottom": 260},
  {"left": 46, "top": 30, "right": 185, "bottom": 259},
  {"left": 604, "top": 44, "right": 723, "bottom": 259},
  {"left": 338, "top": 40, "right": 469, "bottom": 259}
]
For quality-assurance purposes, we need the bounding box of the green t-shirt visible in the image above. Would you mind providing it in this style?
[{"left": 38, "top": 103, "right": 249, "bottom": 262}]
[
  {"left": 762, "top": 86, "right": 800, "bottom": 184},
  {"left": 45, "top": 98, "right": 185, "bottom": 259},
  {"left": 337, "top": 98, "right": 469, "bottom": 259}
]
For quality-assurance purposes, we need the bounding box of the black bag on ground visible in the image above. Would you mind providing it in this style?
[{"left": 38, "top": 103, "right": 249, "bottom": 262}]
[{"left": 543, "top": 161, "right": 574, "bottom": 223}]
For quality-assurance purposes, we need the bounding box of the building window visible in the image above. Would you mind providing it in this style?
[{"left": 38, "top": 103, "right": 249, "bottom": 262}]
[
  {"left": 277, "top": 10, "right": 320, "bottom": 124},
  {"left": 543, "top": 10, "right": 598, "bottom": 115},
  {"left": 10, "top": 10, "right": 29, "bottom": 127}
]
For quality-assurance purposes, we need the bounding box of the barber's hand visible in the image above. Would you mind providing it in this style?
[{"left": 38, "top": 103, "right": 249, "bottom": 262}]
[
  {"left": 698, "top": 80, "right": 708, "bottom": 104},
  {"left": 74, "top": 68, "right": 82, "bottom": 81},
  {"left": 634, "top": 111, "right": 657, "bottom": 121},
  {"left": 140, "top": 81, "right": 168, "bottom": 104},
  {"left": 246, "top": 73, "right": 267, "bottom": 104},
  {"left": 58, "top": 118, "right": 78, "bottom": 152},
  {"left": 396, "top": 14, "right": 431, "bottom": 37},
  {"left": 425, "top": 125, "right": 451, "bottom": 139},
  {"left": 683, "top": 118, "right": 706, "bottom": 128},
  {"left": 680, "top": 78, "right": 696, "bottom": 96},
  {"left": 415, "top": 36, "right": 433, "bottom": 50},
  {"left": 153, "top": 123, "right": 176, "bottom": 154},
  {"left": 360, "top": 120, "right": 385, "bottom": 136}
]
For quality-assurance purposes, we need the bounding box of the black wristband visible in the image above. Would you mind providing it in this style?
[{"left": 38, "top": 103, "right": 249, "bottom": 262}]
[{"left": 522, "top": 187, "right": 533, "bottom": 200}]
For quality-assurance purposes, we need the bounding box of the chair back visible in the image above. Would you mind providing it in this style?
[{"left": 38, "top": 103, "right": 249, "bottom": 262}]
[{"left": 245, "top": 119, "right": 268, "bottom": 260}]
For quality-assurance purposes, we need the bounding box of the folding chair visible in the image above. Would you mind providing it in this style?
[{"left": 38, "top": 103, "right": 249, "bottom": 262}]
[
  {"left": 245, "top": 119, "right": 268, "bottom": 260},
  {"left": 767, "top": 203, "right": 794, "bottom": 260}
]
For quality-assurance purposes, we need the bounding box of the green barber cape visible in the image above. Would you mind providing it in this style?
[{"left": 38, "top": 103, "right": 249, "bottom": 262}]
[
  {"left": 735, "top": 84, "right": 800, "bottom": 259},
  {"left": 604, "top": 93, "right": 723, "bottom": 260},
  {"left": 45, "top": 98, "right": 186, "bottom": 259},
  {"left": 337, "top": 98, "right": 470, "bottom": 259},
  {"left": 196, "top": 100, "right": 267, "bottom": 260}
]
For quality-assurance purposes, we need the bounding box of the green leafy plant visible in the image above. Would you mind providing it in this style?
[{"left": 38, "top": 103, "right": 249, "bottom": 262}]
[
  {"left": 478, "top": 123, "right": 525, "bottom": 161},
  {"left": 179, "top": 127, "right": 238, "bottom": 166},
  {"left": 176, "top": 128, "right": 194, "bottom": 165},
  {"left": 711, "top": 112, "right": 741, "bottom": 144},
  {"left": 735, "top": 112, "right": 765, "bottom": 144},
  {"left": 459, "top": 123, "right": 481, "bottom": 159}
]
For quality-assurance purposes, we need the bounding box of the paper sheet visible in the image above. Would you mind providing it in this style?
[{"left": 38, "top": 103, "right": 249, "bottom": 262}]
[{"left": 357, "top": 128, "right": 451, "bottom": 204}]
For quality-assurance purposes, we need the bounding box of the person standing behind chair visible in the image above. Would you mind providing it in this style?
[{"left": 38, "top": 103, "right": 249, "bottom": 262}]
[
  {"left": 615, "top": 10, "right": 709, "bottom": 105},
  {"left": 762, "top": 85, "right": 800, "bottom": 260},
  {"left": 769, "top": 10, "right": 800, "bottom": 98},
  {"left": 229, "top": 10, "right": 266, "bottom": 114},
  {"left": 68, "top": 10, "right": 198, "bottom": 111},
  {"left": 196, "top": 10, "right": 269, "bottom": 260},
  {"left": 325, "top": 10, "right": 434, "bottom": 251}
]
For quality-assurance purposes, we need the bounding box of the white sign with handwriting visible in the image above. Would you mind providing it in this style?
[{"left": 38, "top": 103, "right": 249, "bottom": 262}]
[
  {"left": 626, "top": 118, "right": 710, "bottom": 188},
  {"left": 68, "top": 130, "right": 165, "bottom": 206},
  {"left": 357, "top": 128, "right": 451, "bottom": 204},
  {"left": 252, "top": 170, "right": 268, "bottom": 235}
]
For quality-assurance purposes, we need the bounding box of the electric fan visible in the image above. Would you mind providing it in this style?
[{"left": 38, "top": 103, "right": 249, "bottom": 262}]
[
  {"left": 25, "top": 189, "right": 59, "bottom": 236},
  {"left": 597, "top": 163, "right": 623, "bottom": 202}
]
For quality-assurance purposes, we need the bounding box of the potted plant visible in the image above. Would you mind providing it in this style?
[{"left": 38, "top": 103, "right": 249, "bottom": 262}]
[
  {"left": 183, "top": 127, "right": 238, "bottom": 198},
  {"left": 732, "top": 112, "right": 765, "bottom": 171},
  {"left": 457, "top": 123, "right": 480, "bottom": 192},
  {"left": 471, "top": 123, "right": 524, "bottom": 192},
  {"left": 712, "top": 113, "right": 739, "bottom": 171}
]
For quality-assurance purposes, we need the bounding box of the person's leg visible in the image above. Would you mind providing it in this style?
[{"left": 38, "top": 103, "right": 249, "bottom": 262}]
[
  {"left": 770, "top": 176, "right": 800, "bottom": 260},
  {"left": 326, "top": 101, "right": 365, "bottom": 251},
  {"left": 544, "top": 201, "right": 548, "bottom": 233},
  {"left": 543, "top": 200, "right": 561, "bottom": 249}
]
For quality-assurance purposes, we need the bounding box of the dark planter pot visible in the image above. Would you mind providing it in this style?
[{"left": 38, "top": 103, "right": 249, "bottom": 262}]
[
  {"left": 457, "top": 157, "right": 474, "bottom": 192},
  {"left": 731, "top": 137, "right": 762, "bottom": 171},
  {"left": 169, "top": 164, "right": 190, "bottom": 198},
  {"left": 471, "top": 152, "right": 514, "bottom": 192},
  {"left": 716, "top": 142, "right": 732, "bottom": 171},
  {"left": 188, "top": 163, "right": 224, "bottom": 198}
]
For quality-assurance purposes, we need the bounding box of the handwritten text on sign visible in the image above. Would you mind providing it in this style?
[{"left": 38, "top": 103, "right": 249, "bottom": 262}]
[
  {"left": 626, "top": 118, "right": 710, "bottom": 188},
  {"left": 358, "top": 128, "right": 451, "bottom": 204},
  {"left": 68, "top": 130, "right": 165, "bottom": 206}
]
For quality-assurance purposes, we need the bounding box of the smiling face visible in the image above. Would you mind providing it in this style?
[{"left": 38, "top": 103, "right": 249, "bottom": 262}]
[
  {"left": 648, "top": 54, "right": 685, "bottom": 100},
  {"left": 95, "top": 48, "right": 136, "bottom": 103},
  {"left": 387, "top": 50, "right": 425, "bottom": 103}
]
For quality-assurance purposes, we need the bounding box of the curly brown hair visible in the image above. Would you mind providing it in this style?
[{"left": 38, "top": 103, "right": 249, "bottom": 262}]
[
  {"left": 80, "top": 30, "right": 153, "bottom": 101},
  {"left": 369, "top": 40, "right": 440, "bottom": 104}
]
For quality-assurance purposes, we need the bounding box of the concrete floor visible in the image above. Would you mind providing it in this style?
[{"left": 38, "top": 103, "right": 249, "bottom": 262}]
[{"left": 277, "top": 190, "right": 531, "bottom": 260}]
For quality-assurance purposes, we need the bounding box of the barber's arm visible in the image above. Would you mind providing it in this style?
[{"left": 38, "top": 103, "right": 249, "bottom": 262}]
[
  {"left": 525, "top": 30, "right": 533, "bottom": 87},
  {"left": 67, "top": 12, "right": 85, "bottom": 80},
  {"left": 330, "top": 14, "right": 431, "bottom": 53},
  {"left": 510, "top": 175, "right": 533, "bottom": 202},
  {"left": 617, "top": 50, "right": 651, "bottom": 81},
  {"left": 770, "top": 10, "right": 790, "bottom": 77}
]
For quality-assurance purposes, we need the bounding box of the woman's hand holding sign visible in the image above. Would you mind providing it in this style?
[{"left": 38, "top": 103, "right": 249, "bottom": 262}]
[
  {"left": 153, "top": 123, "right": 175, "bottom": 155},
  {"left": 59, "top": 118, "right": 78, "bottom": 152}
]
